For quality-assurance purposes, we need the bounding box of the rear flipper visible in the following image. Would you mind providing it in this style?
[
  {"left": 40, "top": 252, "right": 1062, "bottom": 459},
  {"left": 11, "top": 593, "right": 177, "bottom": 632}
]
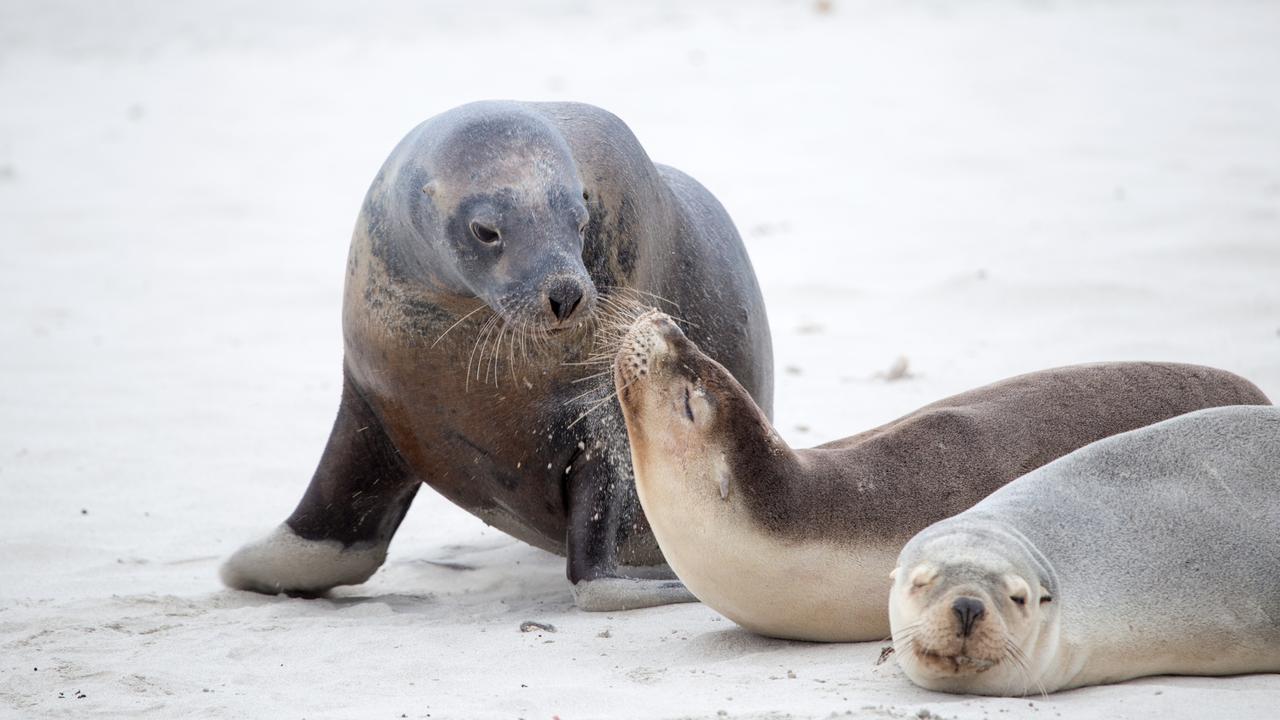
[{"left": 220, "top": 370, "right": 419, "bottom": 595}]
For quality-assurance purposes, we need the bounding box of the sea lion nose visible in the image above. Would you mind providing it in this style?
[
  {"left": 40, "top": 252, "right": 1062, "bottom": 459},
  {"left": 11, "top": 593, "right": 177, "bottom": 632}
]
[
  {"left": 952, "top": 597, "right": 985, "bottom": 638},
  {"left": 546, "top": 279, "right": 584, "bottom": 324}
]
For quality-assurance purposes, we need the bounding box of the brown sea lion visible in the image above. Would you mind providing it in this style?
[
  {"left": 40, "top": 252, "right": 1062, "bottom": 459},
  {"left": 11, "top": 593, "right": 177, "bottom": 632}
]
[
  {"left": 220, "top": 101, "right": 773, "bottom": 610},
  {"left": 613, "top": 311, "right": 1268, "bottom": 639}
]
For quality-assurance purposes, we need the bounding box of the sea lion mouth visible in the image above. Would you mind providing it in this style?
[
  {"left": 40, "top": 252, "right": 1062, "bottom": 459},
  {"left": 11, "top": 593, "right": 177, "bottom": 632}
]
[{"left": 913, "top": 646, "right": 1000, "bottom": 674}]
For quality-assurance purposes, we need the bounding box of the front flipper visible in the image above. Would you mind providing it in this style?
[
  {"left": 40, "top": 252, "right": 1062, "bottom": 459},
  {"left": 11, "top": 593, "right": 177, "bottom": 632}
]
[
  {"left": 565, "top": 450, "right": 698, "bottom": 610},
  {"left": 219, "top": 523, "right": 389, "bottom": 596},
  {"left": 220, "top": 369, "right": 419, "bottom": 595},
  {"left": 572, "top": 576, "right": 696, "bottom": 611}
]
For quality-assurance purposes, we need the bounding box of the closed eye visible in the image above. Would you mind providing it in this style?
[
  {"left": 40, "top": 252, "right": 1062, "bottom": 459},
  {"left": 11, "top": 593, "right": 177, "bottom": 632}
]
[
  {"left": 1010, "top": 595, "right": 1027, "bottom": 606},
  {"left": 683, "top": 386, "right": 694, "bottom": 422}
]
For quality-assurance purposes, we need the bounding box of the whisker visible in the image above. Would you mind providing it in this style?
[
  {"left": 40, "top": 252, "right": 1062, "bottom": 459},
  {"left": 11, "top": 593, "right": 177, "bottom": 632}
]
[
  {"left": 566, "top": 376, "right": 637, "bottom": 429},
  {"left": 564, "top": 381, "right": 613, "bottom": 407},
  {"left": 432, "top": 302, "right": 489, "bottom": 349},
  {"left": 596, "top": 292, "right": 697, "bottom": 332},
  {"left": 562, "top": 359, "right": 614, "bottom": 368},
  {"left": 466, "top": 313, "right": 500, "bottom": 392},
  {"left": 599, "top": 284, "right": 682, "bottom": 311},
  {"left": 1005, "top": 639, "right": 1046, "bottom": 698},
  {"left": 570, "top": 368, "right": 616, "bottom": 384},
  {"left": 486, "top": 319, "right": 506, "bottom": 386},
  {"left": 504, "top": 312, "right": 514, "bottom": 384},
  {"left": 518, "top": 316, "right": 529, "bottom": 366}
]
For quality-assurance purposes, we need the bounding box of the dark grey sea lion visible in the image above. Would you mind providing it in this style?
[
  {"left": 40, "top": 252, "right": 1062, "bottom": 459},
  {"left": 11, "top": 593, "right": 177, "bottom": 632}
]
[{"left": 220, "top": 101, "right": 774, "bottom": 610}]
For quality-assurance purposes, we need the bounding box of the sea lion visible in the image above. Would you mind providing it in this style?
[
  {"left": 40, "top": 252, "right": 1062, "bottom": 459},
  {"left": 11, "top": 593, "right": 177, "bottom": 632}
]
[
  {"left": 889, "top": 405, "right": 1280, "bottom": 695},
  {"left": 613, "top": 311, "right": 1269, "bottom": 640},
  {"left": 220, "top": 101, "right": 773, "bottom": 610}
]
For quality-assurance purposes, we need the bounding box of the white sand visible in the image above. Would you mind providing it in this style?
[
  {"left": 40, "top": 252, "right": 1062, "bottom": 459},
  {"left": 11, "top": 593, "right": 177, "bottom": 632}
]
[{"left": 2, "top": 0, "right": 1278, "bottom": 717}]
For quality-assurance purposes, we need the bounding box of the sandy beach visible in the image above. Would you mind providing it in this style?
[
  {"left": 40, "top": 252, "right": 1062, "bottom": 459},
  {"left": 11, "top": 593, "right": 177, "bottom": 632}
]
[{"left": 2, "top": 0, "right": 1278, "bottom": 717}]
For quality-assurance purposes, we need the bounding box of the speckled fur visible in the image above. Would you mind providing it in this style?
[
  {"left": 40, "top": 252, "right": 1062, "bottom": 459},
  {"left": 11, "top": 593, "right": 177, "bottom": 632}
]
[
  {"left": 893, "top": 405, "right": 1280, "bottom": 695},
  {"left": 223, "top": 101, "right": 773, "bottom": 610}
]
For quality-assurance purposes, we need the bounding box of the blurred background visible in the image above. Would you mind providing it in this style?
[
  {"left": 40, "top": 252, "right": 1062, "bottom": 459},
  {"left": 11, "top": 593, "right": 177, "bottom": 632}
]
[{"left": 1, "top": 1, "right": 1278, "bottom": 717}]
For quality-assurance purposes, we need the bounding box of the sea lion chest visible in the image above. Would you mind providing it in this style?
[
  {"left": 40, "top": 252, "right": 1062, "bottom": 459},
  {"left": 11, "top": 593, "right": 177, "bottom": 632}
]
[
  {"left": 632, "top": 447, "right": 899, "bottom": 642},
  {"left": 349, "top": 323, "right": 627, "bottom": 553}
]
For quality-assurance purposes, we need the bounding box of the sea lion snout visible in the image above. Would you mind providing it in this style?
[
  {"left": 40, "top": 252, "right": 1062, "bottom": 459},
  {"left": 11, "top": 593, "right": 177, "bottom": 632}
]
[
  {"left": 629, "top": 309, "right": 684, "bottom": 341},
  {"left": 619, "top": 310, "right": 681, "bottom": 359},
  {"left": 907, "top": 586, "right": 1008, "bottom": 676},
  {"left": 615, "top": 312, "right": 670, "bottom": 386},
  {"left": 614, "top": 311, "right": 718, "bottom": 426},
  {"left": 617, "top": 312, "right": 706, "bottom": 379}
]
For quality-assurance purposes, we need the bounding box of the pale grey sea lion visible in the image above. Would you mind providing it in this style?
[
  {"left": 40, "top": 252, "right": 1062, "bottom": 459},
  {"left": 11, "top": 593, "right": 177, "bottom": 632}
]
[{"left": 890, "top": 405, "right": 1280, "bottom": 694}]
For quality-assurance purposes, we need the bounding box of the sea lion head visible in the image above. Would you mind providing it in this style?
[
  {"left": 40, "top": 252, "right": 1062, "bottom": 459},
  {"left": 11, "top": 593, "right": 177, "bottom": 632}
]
[
  {"left": 613, "top": 310, "right": 778, "bottom": 502},
  {"left": 888, "top": 521, "right": 1059, "bottom": 696},
  {"left": 379, "top": 102, "right": 597, "bottom": 334}
]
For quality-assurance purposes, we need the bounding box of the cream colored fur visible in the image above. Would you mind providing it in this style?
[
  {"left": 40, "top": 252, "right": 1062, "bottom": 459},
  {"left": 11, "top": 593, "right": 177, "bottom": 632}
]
[{"left": 630, "top": 427, "right": 900, "bottom": 642}]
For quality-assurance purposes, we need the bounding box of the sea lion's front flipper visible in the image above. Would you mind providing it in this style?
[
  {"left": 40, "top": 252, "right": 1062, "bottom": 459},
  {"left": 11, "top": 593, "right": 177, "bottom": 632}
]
[
  {"left": 564, "top": 447, "right": 697, "bottom": 610},
  {"left": 220, "top": 367, "right": 420, "bottom": 595},
  {"left": 572, "top": 577, "right": 696, "bottom": 611}
]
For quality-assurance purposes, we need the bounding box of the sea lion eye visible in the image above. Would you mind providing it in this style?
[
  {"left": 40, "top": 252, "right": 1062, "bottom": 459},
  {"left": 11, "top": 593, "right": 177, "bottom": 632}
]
[
  {"left": 470, "top": 221, "right": 500, "bottom": 245},
  {"left": 908, "top": 564, "right": 937, "bottom": 589},
  {"left": 683, "top": 386, "right": 695, "bottom": 422},
  {"left": 1010, "top": 595, "right": 1027, "bottom": 606},
  {"left": 1040, "top": 595, "right": 1053, "bottom": 604}
]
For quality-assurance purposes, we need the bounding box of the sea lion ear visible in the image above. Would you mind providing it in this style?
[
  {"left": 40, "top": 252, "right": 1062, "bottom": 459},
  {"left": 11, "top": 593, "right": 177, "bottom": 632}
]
[
  {"left": 713, "top": 454, "right": 731, "bottom": 501},
  {"left": 421, "top": 181, "right": 437, "bottom": 197}
]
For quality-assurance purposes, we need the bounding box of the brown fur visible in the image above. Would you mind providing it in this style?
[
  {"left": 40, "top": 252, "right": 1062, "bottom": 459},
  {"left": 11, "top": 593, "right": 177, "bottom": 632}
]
[
  {"left": 625, "top": 318, "right": 1270, "bottom": 549},
  {"left": 744, "top": 361, "right": 1269, "bottom": 546}
]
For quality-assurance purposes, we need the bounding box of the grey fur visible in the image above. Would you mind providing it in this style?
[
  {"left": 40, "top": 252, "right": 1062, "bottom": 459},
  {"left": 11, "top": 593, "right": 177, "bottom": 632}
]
[{"left": 897, "top": 405, "right": 1280, "bottom": 693}]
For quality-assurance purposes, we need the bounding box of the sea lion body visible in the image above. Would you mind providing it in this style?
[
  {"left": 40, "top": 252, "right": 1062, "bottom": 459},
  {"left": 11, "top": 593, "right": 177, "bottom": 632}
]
[
  {"left": 890, "top": 405, "right": 1280, "bottom": 695},
  {"left": 221, "top": 102, "right": 773, "bottom": 609},
  {"left": 613, "top": 312, "right": 1269, "bottom": 640}
]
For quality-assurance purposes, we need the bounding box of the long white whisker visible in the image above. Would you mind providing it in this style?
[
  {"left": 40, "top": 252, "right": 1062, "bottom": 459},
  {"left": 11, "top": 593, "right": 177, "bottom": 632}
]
[
  {"left": 486, "top": 319, "right": 506, "bottom": 386},
  {"left": 466, "top": 313, "right": 499, "bottom": 392},
  {"left": 432, "top": 302, "right": 488, "bottom": 349},
  {"left": 566, "top": 376, "right": 637, "bottom": 429}
]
